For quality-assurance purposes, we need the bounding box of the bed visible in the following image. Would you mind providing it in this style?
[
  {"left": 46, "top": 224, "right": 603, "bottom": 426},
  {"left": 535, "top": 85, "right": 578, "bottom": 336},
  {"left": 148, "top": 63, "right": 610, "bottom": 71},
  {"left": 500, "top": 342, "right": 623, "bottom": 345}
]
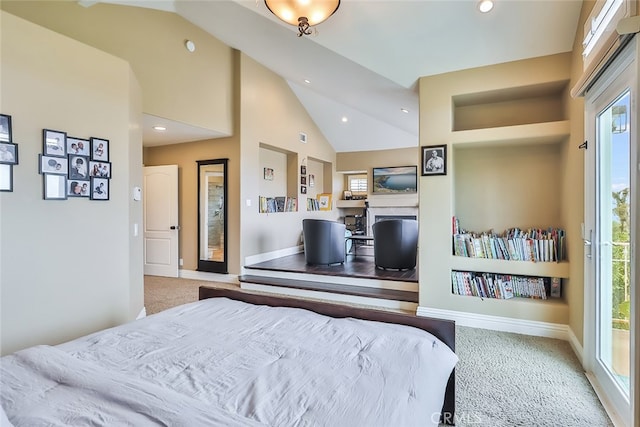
[{"left": 1, "top": 287, "right": 457, "bottom": 426}]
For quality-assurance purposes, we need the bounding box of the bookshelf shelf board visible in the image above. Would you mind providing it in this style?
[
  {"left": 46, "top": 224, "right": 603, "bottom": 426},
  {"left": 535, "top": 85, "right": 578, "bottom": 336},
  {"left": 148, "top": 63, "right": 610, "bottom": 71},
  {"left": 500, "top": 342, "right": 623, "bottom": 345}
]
[
  {"left": 450, "top": 256, "right": 570, "bottom": 279},
  {"left": 450, "top": 120, "right": 570, "bottom": 148},
  {"left": 336, "top": 200, "right": 366, "bottom": 208}
]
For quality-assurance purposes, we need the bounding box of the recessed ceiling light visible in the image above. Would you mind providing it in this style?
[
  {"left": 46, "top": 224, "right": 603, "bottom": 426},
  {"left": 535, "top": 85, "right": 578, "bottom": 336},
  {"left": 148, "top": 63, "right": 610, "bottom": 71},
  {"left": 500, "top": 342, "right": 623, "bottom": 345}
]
[
  {"left": 400, "top": 108, "right": 409, "bottom": 113},
  {"left": 478, "top": 0, "right": 494, "bottom": 13},
  {"left": 341, "top": 116, "right": 348, "bottom": 123},
  {"left": 184, "top": 40, "right": 196, "bottom": 52},
  {"left": 153, "top": 126, "right": 167, "bottom": 131},
  {"left": 304, "top": 79, "right": 311, "bottom": 84}
]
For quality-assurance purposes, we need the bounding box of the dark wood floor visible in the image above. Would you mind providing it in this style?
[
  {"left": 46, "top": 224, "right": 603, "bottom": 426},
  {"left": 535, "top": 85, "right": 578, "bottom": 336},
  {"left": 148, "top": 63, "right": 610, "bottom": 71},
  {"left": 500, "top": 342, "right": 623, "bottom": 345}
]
[{"left": 245, "top": 247, "right": 418, "bottom": 283}]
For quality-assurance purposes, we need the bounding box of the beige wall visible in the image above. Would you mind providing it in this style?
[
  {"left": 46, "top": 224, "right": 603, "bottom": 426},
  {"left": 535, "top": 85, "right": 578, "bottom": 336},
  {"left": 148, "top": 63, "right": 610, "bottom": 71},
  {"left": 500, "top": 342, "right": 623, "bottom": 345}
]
[
  {"left": 1, "top": 1, "right": 233, "bottom": 135},
  {"left": 0, "top": 12, "right": 143, "bottom": 355}
]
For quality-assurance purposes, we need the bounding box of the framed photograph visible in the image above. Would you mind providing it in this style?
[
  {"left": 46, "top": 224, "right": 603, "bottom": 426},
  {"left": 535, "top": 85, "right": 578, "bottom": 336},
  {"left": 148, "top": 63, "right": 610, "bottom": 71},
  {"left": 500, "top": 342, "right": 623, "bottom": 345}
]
[
  {"left": 43, "top": 174, "right": 67, "bottom": 200},
  {"left": 0, "top": 164, "right": 12, "bottom": 192},
  {"left": 90, "top": 137, "right": 109, "bottom": 161},
  {"left": 318, "top": 193, "right": 333, "bottom": 211},
  {"left": 67, "top": 136, "right": 90, "bottom": 157},
  {"left": 0, "top": 114, "right": 12, "bottom": 142},
  {"left": 301, "top": 175, "right": 307, "bottom": 185},
  {"left": 69, "top": 155, "right": 90, "bottom": 180},
  {"left": 372, "top": 165, "right": 417, "bottom": 193},
  {"left": 67, "top": 179, "right": 90, "bottom": 198},
  {"left": 343, "top": 190, "right": 352, "bottom": 200},
  {"left": 0, "top": 142, "right": 18, "bottom": 165},
  {"left": 39, "top": 154, "right": 68, "bottom": 175},
  {"left": 300, "top": 185, "right": 307, "bottom": 194},
  {"left": 43, "top": 129, "right": 67, "bottom": 157},
  {"left": 309, "top": 174, "right": 315, "bottom": 188},
  {"left": 91, "top": 177, "right": 109, "bottom": 201},
  {"left": 421, "top": 144, "right": 447, "bottom": 176},
  {"left": 263, "top": 167, "right": 274, "bottom": 181},
  {"left": 89, "top": 161, "right": 112, "bottom": 178}
]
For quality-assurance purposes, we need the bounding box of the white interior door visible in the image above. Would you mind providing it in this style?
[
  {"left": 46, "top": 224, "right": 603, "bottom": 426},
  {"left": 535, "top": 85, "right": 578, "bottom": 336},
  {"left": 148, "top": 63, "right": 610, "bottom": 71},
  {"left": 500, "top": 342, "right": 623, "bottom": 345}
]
[{"left": 143, "top": 165, "right": 179, "bottom": 277}]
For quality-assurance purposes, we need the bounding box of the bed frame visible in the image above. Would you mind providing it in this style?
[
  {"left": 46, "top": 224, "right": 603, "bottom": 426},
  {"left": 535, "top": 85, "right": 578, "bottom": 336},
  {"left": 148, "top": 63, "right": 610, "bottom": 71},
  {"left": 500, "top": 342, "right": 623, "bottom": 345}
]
[{"left": 199, "top": 286, "right": 456, "bottom": 425}]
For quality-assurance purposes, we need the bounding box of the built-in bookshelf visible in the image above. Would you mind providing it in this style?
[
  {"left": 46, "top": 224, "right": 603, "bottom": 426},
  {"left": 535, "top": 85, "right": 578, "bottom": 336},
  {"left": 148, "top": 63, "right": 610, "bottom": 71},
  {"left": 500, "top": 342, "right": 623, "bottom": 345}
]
[
  {"left": 451, "top": 270, "right": 562, "bottom": 300},
  {"left": 259, "top": 196, "right": 297, "bottom": 213}
]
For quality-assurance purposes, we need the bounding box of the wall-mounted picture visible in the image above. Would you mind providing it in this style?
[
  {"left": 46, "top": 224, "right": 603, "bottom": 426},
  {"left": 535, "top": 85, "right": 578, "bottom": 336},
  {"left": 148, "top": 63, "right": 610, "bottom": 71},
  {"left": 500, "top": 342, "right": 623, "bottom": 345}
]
[
  {"left": 43, "top": 174, "right": 67, "bottom": 200},
  {"left": 421, "top": 144, "right": 447, "bottom": 176},
  {"left": 0, "top": 114, "right": 12, "bottom": 142},
  {"left": 309, "top": 174, "right": 315, "bottom": 188},
  {"left": 263, "top": 167, "right": 274, "bottom": 181},
  {"left": 39, "top": 155, "right": 68, "bottom": 175},
  {"left": 301, "top": 176, "right": 307, "bottom": 185},
  {"left": 318, "top": 193, "right": 332, "bottom": 211},
  {"left": 89, "top": 161, "right": 111, "bottom": 178},
  {"left": 69, "top": 155, "right": 90, "bottom": 180},
  {"left": 67, "top": 136, "right": 90, "bottom": 156},
  {"left": 0, "top": 142, "right": 18, "bottom": 165},
  {"left": 67, "top": 179, "right": 90, "bottom": 198},
  {"left": 372, "top": 166, "right": 417, "bottom": 193},
  {"left": 91, "top": 177, "right": 109, "bottom": 200},
  {"left": 0, "top": 164, "right": 12, "bottom": 192},
  {"left": 300, "top": 165, "right": 306, "bottom": 175},
  {"left": 43, "top": 129, "right": 67, "bottom": 157},
  {"left": 90, "top": 137, "right": 109, "bottom": 161},
  {"left": 300, "top": 185, "right": 307, "bottom": 194}
]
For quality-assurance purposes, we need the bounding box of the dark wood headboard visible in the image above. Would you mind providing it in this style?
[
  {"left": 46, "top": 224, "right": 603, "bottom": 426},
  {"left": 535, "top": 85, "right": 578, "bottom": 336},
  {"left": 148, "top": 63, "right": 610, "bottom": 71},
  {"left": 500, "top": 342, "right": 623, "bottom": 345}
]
[{"left": 199, "top": 286, "right": 456, "bottom": 424}]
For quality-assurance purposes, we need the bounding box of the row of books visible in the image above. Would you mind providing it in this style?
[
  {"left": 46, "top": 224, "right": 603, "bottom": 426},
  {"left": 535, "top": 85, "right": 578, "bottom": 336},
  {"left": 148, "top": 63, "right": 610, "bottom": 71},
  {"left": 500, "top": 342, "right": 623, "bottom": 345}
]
[
  {"left": 258, "top": 196, "right": 297, "bottom": 213},
  {"left": 307, "top": 198, "right": 321, "bottom": 211},
  {"left": 452, "top": 220, "right": 566, "bottom": 262},
  {"left": 451, "top": 270, "right": 561, "bottom": 300}
]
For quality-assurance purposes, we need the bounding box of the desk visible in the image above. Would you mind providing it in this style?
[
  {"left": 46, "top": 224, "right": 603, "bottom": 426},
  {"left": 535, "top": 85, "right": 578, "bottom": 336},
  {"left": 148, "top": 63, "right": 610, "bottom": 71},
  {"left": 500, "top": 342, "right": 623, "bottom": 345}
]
[{"left": 345, "top": 235, "right": 374, "bottom": 260}]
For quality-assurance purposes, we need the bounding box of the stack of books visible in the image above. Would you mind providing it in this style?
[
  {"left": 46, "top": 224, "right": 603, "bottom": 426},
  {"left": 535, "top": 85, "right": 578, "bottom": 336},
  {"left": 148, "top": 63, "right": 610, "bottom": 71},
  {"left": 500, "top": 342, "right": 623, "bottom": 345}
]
[{"left": 451, "top": 271, "right": 561, "bottom": 300}]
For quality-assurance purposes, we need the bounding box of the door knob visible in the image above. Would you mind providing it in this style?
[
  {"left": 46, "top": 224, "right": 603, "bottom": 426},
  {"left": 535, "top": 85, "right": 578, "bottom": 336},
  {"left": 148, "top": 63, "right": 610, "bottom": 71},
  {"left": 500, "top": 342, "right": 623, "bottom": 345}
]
[{"left": 170, "top": 225, "right": 181, "bottom": 230}]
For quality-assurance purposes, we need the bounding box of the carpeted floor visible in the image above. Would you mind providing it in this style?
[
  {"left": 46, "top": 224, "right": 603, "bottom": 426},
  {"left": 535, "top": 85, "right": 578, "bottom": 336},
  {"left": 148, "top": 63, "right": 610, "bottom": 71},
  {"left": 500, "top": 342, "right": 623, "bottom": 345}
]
[{"left": 144, "top": 275, "right": 612, "bottom": 427}]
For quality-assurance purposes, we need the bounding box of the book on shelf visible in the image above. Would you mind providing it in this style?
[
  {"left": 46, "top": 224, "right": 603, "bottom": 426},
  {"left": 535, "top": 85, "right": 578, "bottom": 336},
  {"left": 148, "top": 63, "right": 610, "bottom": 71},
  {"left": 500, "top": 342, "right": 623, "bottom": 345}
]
[
  {"left": 451, "top": 270, "right": 562, "bottom": 300},
  {"left": 259, "top": 196, "right": 297, "bottom": 213}
]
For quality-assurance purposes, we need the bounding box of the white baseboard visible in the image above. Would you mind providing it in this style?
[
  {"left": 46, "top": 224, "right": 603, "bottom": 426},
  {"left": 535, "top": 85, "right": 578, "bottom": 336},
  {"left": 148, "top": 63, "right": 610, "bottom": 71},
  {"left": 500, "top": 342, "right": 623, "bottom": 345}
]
[
  {"left": 244, "top": 246, "right": 303, "bottom": 267},
  {"left": 179, "top": 269, "right": 239, "bottom": 284},
  {"left": 585, "top": 372, "right": 628, "bottom": 427},
  {"left": 136, "top": 307, "right": 146, "bottom": 320},
  {"left": 416, "top": 306, "right": 570, "bottom": 340},
  {"left": 567, "top": 326, "right": 584, "bottom": 365}
]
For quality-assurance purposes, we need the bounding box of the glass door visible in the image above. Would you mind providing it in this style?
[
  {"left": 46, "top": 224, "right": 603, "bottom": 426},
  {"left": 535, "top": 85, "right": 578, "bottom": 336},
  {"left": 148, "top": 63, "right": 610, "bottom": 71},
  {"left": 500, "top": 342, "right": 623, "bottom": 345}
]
[{"left": 585, "top": 43, "right": 635, "bottom": 427}]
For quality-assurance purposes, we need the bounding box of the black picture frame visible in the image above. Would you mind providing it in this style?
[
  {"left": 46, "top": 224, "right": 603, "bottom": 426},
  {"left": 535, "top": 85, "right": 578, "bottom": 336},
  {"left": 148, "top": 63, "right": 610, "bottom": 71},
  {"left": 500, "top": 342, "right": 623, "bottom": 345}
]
[
  {"left": 43, "top": 174, "right": 67, "bottom": 200},
  {"left": 372, "top": 165, "right": 418, "bottom": 193},
  {"left": 90, "top": 177, "right": 109, "bottom": 201},
  {"left": 0, "top": 164, "right": 13, "bottom": 192},
  {"left": 68, "top": 155, "right": 90, "bottom": 180},
  {"left": 89, "top": 161, "right": 112, "bottom": 178},
  {"left": 39, "top": 154, "right": 68, "bottom": 175},
  {"left": 67, "top": 136, "right": 90, "bottom": 157},
  {"left": 90, "top": 137, "right": 109, "bottom": 161},
  {"left": 0, "top": 142, "right": 18, "bottom": 165},
  {"left": 300, "top": 165, "right": 306, "bottom": 175},
  {"left": 421, "top": 144, "right": 447, "bottom": 176},
  {"left": 301, "top": 176, "right": 307, "bottom": 185},
  {"left": 43, "top": 129, "right": 67, "bottom": 157},
  {"left": 67, "top": 179, "right": 90, "bottom": 198},
  {"left": 300, "top": 185, "right": 307, "bottom": 194},
  {"left": 0, "top": 114, "right": 12, "bottom": 142}
]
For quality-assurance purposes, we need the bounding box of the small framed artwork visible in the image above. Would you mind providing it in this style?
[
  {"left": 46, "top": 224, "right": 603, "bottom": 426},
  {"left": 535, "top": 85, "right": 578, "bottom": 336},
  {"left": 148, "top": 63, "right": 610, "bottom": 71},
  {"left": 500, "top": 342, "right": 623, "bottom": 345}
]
[
  {"left": 89, "top": 161, "right": 112, "bottom": 178},
  {"left": 69, "top": 155, "right": 90, "bottom": 180},
  {"left": 318, "top": 193, "right": 332, "bottom": 211},
  {"left": 263, "top": 167, "right": 274, "bottom": 181},
  {"left": 39, "top": 155, "right": 68, "bottom": 175},
  {"left": 67, "top": 179, "right": 90, "bottom": 198},
  {"left": 309, "top": 174, "right": 315, "bottom": 188},
  {"left": 343, "top": 190, "right": 352, "bottom": 200},
  {"left": 421, "top": 144, "right": 447, "bottom": 176},
  {"left": 300, "top": 185, "right": 307, "bottom": 194},
  {"left": 67, "top": 136, "right": 90, "bottom": 157},
  {"left": 43, "top": 129, "right": 67, "bottom": 157},
  {"left": 91, "top": 177, "right": 109, "bottom": 200},
  {"left": 301, "top": 176, "right": 307, "bottom": 185},
  {"left": 0, "top": 114, "right": 12, "bottom": 142},
  {"left": 43, "top": 174, "right": 67, "bottom": 200},
  {"left": 90, "top": 137, "right": 109, "bottom": 161},
  {"left": 0, "top": 164, "right": 12, "bottom": 192},
  {"left": 300, "top": 165, "right": 306, "bottom": 175},
  {"left": 0, "top": 142, "right": 18, "bottom": 165}
]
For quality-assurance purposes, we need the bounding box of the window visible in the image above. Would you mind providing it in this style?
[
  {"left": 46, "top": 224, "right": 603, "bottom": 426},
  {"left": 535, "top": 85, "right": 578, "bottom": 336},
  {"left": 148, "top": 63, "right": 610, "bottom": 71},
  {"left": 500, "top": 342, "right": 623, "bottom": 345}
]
[{"left": 348, "top": 175, "right": 367, "bottom": 194}]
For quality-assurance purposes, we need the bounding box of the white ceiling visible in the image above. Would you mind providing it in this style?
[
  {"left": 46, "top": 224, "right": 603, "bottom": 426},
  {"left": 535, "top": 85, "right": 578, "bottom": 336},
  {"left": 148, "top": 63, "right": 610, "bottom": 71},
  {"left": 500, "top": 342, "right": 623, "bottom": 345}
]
[{"left": 102, "top": 0, "right": 583, "bottom": 152}]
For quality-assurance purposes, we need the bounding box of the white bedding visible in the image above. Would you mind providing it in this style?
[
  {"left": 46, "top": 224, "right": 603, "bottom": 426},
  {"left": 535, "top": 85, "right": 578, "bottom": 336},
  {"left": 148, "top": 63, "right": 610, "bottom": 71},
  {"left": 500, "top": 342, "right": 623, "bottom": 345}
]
[{"left": 1, "top": 297, "right": 458, "bottom": 427}]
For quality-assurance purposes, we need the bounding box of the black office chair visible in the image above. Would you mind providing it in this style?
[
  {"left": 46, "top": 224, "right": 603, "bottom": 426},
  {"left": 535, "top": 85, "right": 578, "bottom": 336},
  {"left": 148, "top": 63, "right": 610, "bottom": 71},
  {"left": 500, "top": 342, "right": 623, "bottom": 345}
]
[{"left": 372, "top": 219, "right": 418, "bottom": 270}]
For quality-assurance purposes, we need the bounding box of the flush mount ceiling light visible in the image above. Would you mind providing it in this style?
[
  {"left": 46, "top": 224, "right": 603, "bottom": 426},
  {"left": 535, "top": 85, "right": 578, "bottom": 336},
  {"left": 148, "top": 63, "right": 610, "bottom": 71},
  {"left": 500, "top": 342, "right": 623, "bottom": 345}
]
[
  {"left": 153, "top": 126, "right": 167, "bottom": 131},
  {"left": 477, "top": 0, "right": 494, "bottom": 13},
  {"left": 264, "top": 0, "right": 340, "bottom": 37}
]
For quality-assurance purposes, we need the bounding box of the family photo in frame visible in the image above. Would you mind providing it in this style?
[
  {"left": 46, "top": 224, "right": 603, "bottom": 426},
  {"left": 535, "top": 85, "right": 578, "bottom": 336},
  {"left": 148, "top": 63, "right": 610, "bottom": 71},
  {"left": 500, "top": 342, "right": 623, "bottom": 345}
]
[
  {"left": 0, "top": 114, "right": 12, "bottom": 142},
  {"left": 43, "top": 129, "right": 67, "bottom": 157},
  {"left": 67, "top": 137, "right": 90, "bottom": 156},
  {"left": 421, "top": 144, "right": 447, "bottom": 176},
  {"left": 90, "top": 137, "right": 109, "bottom": 161},
  {"left": 0, "top": 142, "right": 18, "bottom": 165},
  {"left": 91, "top": 177, "right": 109, "bottom": 200}
]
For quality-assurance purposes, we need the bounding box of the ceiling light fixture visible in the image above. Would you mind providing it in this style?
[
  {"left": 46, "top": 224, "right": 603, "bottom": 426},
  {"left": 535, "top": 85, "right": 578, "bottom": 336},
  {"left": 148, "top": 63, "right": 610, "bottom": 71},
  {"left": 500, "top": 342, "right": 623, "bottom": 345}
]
[
  {"left": 341, "top": 116, "right": 348, "bottom": 123},
  {"left": 264, "top": 0, "right": 341, "bottom": 37},
  {"left": 477, "top": 0, "right": 494, "bottom": 13},
  {"left": 400, "top": 108, "right": 409, "bottom": 113},
  {"left": 153, "top": 126, "right": 167, "bottom": 131}
]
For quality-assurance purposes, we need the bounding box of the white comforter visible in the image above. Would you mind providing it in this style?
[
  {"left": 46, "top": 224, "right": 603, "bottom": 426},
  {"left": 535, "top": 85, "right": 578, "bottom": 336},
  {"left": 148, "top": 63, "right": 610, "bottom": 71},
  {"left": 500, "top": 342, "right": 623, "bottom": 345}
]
[{"left": 1, "top": 298, "right": 458, "bottom": 427}]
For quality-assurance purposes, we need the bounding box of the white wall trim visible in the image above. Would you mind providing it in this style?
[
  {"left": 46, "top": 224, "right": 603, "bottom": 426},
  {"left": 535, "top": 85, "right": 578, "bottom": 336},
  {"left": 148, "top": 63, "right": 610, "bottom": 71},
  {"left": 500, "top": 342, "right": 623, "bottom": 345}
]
[
  {"left": 179, "top": 269, "right": 239, "bottom": 284},
  {"left": 585, "top": 372, "right": 628, "bottom": 427},
  {"left": 136, "top": 307, "right": 146, "bottom": 320},
  {"left": 567, "top": 326, "right": 585, "bottom": 366},
  {"left": 244, "top": 245, "right": 303, "bottom": 267},
  {"left": 416, "top": 306, "right": 570, "bottom": 340}
]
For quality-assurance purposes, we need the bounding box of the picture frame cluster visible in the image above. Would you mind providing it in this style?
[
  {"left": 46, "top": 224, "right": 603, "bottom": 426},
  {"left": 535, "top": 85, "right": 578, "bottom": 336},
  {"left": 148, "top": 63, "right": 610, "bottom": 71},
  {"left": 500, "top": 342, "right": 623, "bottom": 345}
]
[
  {"left": 0, "top": 114, "right": 18, "bottom": 192},
  {"left": 40, "top": 129, "right": 111, "bottom": 200}
]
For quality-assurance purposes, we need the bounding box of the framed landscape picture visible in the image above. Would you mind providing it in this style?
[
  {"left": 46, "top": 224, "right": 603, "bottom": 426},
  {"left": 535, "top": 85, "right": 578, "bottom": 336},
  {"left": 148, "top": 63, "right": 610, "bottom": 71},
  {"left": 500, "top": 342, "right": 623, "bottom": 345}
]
[{"left": 372, "top": 166, "right": 417, "bottom": 194}]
